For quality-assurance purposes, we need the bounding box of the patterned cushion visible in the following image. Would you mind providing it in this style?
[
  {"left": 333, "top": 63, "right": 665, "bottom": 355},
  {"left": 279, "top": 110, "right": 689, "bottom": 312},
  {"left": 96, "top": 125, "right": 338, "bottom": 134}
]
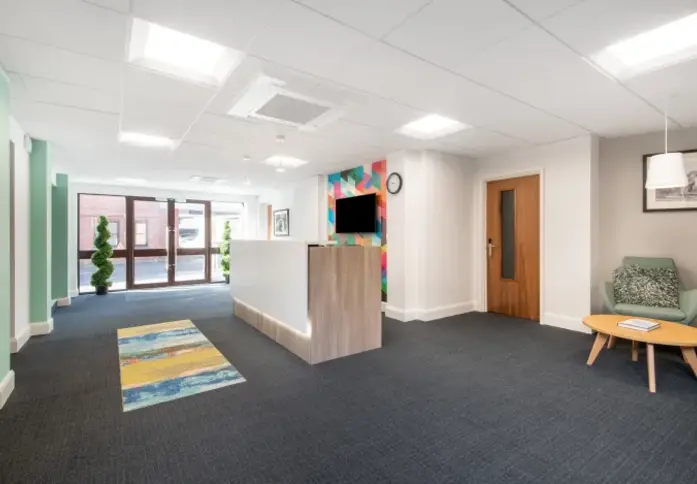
[{"left": 613, "top": 264, "right": 680, "bottom": 309}]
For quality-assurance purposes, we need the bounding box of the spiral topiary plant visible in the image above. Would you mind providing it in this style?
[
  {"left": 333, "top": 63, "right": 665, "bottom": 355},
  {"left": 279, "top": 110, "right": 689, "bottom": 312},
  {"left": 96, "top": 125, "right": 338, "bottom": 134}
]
[
  {"left": 220, "top": 221, "right": 231, "bottom": 283},
  {"left": 91, "top": 215, "right": 114, "bottom": 295}
]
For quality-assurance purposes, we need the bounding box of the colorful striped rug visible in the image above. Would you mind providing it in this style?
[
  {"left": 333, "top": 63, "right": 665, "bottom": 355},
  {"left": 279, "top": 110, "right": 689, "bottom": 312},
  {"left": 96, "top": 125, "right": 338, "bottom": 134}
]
[{"left": 117, "top": 320, "right": 245, "bottom": 412}]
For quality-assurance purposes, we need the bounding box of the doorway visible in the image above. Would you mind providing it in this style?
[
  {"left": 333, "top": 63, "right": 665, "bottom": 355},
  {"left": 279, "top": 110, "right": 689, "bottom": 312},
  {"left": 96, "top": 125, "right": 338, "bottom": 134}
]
[
  {"left": 486, "top": 174, "right": 540, "bottom": 321},
  {"left": 78, "top": 194, "right": 244, "bottom": 293}
]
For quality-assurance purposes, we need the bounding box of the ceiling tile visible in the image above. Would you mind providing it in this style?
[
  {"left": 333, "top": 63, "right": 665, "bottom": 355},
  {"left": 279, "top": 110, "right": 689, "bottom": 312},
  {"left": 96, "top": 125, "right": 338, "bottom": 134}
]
[
  {"left": 0, "top": 35, "right": 123, "bottom": 92},
  {"left": 295, "top": 0, "right": 431, "bottom": 38},
  {"left": 83, "top": 0, "right": 131, "bottom": 14},
  {"left": 542, "top": 0, "right": 697, "bottom": 56},
  {"left": 436, "top": 128, "right": 532, "bottom": 155},
  {"left": 505, "top": 0, "right": 586, "bottom": 20},
  {"left": 16, "top": 76, "right": 121, "bottom": 114},
  {"left": 121, "top": 66, "right": 217, "bottom": 140},
  {"left": 384, "top": 0, "right": 533, "bottom": 69},
  {"left": 343, "top": 96, "right": 428, "bottom": 131},
  {"left": 0, "top": 0, "right": 127, "bottom": 62},
  {"left": 133, "top": 0, "right": 283, "bottom": 52},
  {"left": 624, "top": 58, "right": 697, "bottom": 128},
  {"left": 458, "top": 27, "right": 666, "bottom": 136},
  {"left": 248, "top": 1, "right": 373, "bottom": 81}
]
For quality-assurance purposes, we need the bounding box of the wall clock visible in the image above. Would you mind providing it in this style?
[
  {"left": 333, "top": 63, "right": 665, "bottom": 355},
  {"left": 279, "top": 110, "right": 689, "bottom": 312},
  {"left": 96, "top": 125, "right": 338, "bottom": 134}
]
[{"left": 387, "top": 172, "right": 403, "bottom": 194}]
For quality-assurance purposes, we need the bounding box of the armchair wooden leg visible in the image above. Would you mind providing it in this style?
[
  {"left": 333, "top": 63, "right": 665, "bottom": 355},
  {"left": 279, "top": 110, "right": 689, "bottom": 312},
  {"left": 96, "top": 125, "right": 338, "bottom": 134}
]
[
  {"left": 647, "top": 344, "right": 656, "bottom": 393},
  {"left": 607, "top": 335, "right": 617, "bottom": 349}
]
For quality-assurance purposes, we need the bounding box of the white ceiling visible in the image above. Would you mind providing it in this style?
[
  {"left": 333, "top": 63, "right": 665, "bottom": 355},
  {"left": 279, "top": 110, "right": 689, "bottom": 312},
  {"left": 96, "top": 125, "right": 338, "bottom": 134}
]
[{"left": 1, "top": 0, "right": 696, "bottom": 194}]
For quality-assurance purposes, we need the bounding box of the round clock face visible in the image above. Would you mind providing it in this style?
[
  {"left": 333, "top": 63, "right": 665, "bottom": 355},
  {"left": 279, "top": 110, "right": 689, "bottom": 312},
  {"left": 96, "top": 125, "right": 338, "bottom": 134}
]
[{"left": 387, "top": 172, "right": 402, "bottom": 194}]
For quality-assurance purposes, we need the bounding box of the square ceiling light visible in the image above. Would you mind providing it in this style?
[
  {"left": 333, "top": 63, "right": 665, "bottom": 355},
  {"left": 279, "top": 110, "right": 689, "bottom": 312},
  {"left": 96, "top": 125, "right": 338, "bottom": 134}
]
[
  {"left": 593, "top": 13, "right": 697, "bottom": 79},
  {"left": 397, "top": 114, "right": 469, "bottom": 140},
  {"left": 128, "top": 18, "right": 244, "bottom": 86},
  {"left": 118, "top": 131, "right": 177, "bottom": 149},
  {"left": 262, "top": 155, "right": 310, "bottom": 172}
]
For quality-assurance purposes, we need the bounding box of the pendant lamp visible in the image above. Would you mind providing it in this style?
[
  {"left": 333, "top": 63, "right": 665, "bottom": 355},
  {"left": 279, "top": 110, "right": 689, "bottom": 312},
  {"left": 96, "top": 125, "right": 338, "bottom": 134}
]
[{"left": 645, "top": 108, "right": 687, "bottom": 189}]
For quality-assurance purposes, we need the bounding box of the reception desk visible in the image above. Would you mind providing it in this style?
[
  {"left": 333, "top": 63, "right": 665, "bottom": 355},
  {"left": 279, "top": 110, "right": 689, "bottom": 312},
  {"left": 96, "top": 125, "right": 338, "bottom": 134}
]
[{"left": 229, "top": 241, "right": 382, "bottom": 364}]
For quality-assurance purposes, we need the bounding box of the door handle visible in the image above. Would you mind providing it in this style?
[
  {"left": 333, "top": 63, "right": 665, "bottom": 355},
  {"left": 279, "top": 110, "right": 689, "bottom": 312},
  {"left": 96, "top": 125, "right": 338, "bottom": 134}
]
[{"left": 488, "top": 238, "right": 496, "bottom": 257}]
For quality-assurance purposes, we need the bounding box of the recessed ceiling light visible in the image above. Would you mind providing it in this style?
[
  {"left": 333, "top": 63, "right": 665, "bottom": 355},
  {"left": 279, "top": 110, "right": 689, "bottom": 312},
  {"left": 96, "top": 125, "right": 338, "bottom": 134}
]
[
  {"left": 263, "top": 155, "right": 310, "bottom": 170},
  {"left": 244, "top": 178, "right": 252, "bottom": 185},
  {"left": 276, "top": 167, "right": 286, "bottom": 173},
  {"left": 119, "top": 131, "right": 177, "bottom": 149},
  {"left": 115, "top": 177, "right": 147, "bottom": 184},
  {"left": 243, "top": 155, "right": 251, "bottom": 162},
  {"left": 190, "top": 176, "right": 202, "bottom": 182},
  {"left": 128, "top": 18, "right": 244, "bottom": 86},
  {"left": 397, "top": 114, "right": 469, "bottom": 140},
  {"left": 592, "top": 13, "right": 697, "bottom": 79},
  {"left": 276, "top": 134, "right": 286, "bottom": 143}
]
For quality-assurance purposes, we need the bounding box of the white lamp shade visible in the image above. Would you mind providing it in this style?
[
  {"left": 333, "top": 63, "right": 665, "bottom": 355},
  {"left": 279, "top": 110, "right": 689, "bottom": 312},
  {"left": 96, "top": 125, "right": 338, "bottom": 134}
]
[{"left": 645, "top": 152, "right": 688, "bottom": 189}]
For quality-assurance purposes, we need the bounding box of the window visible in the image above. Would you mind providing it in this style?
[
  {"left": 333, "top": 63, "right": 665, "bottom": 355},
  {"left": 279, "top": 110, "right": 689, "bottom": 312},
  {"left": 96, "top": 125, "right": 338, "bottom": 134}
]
[
  {"left": 135, "top": 220, "right": 148, "bottom": 247},
  {"left": 107, "top": 221, "right": 120, "bottom": 248}
]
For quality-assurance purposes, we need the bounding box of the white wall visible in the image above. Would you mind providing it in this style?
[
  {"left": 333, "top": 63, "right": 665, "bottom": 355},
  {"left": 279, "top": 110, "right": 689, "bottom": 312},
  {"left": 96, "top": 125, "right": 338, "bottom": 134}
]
[
  {"left": 386, "top": 150, "right": 476, "bottom": 321},
  {"left": 68, "top": 182, "right": 260, "bottom": 295},
  {"left": 9, "top": 117, "right": 30, "bottom": 352},
  {"left": 265, "top": 175, "right": 327, "bottom": 242},
  {"left": 473, "top": 136, "right": 597, "bottom": 333},
  {"left": 598, "top": 127, "right": 697, "bottom": 303}
]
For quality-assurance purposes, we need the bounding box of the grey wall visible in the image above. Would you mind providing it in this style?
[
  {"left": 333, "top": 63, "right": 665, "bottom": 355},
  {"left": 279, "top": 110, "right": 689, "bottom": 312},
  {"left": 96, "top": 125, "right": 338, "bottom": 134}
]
[{"left": 598, "top": 127, "right": 697, "bottom": 308}]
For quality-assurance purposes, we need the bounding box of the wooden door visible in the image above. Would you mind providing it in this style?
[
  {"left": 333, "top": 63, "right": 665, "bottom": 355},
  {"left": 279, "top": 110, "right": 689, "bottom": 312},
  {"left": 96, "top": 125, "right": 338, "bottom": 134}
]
[{"left": 486, "top": 175, "right": 540, "bottom": 321}]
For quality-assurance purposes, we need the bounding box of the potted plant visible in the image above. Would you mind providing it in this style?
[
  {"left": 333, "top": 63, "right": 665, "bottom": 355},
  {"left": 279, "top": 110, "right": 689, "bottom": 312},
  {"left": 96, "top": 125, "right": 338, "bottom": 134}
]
[
  {"left": 220, "top": 221, "right": 231, "bottom": 284},
  {"left": 91, "top": 215, "right": 114, "bottom": 295}
]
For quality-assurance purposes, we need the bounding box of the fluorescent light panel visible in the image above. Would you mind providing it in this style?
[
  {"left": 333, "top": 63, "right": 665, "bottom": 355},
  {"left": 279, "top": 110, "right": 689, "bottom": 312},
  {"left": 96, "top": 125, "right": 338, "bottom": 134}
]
[
  {"left": 397, "top": 114, "right": 468, "bottom": 140},
  {"left": 129, "top": 18, "right": 244, "bottom": 86},
  {"left": 119, "top": 131, "right": 176, "bottom": 149},
  {"left": 593, "top": 13, "right": 697, "bottom": 79},
  {"left": 263, "top": 155, "right": 310, "bottom": 169}
]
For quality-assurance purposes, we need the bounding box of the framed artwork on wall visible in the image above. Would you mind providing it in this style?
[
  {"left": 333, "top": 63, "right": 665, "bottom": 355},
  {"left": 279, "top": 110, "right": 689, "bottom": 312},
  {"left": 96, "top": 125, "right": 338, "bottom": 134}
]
[
  {"left": 273, "top": 209, "right": 290, "bottom": 236},
  {"left": 643, "top": 150, "right": 697, "bottom": 212}
]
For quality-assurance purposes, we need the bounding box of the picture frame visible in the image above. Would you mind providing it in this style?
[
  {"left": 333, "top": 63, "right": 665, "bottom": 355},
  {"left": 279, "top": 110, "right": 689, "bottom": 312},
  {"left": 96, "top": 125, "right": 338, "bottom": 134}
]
[
  {"left": 643, "top": 149, "right": 697, "bottom": 213},
  {"left": 273, "top": 209, "right": 290, "bottom": 236}
]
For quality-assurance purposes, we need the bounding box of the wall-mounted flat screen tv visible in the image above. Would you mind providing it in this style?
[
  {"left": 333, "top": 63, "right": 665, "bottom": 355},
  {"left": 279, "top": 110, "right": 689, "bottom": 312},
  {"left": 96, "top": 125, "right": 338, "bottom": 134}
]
[{"left": 335, "top": 193, "right": 377, "bottom": 233}]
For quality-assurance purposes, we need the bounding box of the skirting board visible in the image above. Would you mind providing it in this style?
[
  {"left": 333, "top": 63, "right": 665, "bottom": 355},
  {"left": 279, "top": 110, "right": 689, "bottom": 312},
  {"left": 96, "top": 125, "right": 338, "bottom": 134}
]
[
  {"left": 542, "top": 313, "right": 592, "bottom": 334},
  {"left": 11, "top": 326, "right": 31, "bottom": 353},
  {"left": 0, "top": 370, "right": 15, "bottom": 411},
  {"left": 69, "top": 290, "right": 79, "bottom": 298},
  {"left": 57, "top": 297, "right": 71, "bottom": 307},
  {"left": 385, "top": 302, "right": 475, "bottom": 322},
  {"left": 30, "top": 318, "right": 54, "bottom": 336}
]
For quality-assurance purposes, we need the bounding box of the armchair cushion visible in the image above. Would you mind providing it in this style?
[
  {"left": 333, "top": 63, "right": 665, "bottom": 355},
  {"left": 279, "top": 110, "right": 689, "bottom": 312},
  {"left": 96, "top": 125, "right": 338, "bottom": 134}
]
[
  {"left": 613, "top": 264, "right": 679, "bottom": 309},
  {"left": 614, "top": 303, "right": 686, "bottom": 322}
]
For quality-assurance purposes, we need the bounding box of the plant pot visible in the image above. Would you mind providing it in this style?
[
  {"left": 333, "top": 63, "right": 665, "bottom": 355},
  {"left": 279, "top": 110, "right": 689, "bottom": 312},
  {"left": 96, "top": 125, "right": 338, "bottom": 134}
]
[
  {"left": 95, "top": 286, "right": 109, "bottom": 295},
  {"left": 224, "top": 274, "right": 230, "bottom": 284}
]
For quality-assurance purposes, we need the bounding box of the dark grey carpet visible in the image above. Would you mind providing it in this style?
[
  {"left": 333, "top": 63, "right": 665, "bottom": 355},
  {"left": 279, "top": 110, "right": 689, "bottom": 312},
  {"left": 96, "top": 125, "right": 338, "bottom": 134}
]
[{"left": 2, "top": 285, "right": 697, "bottom": 484}]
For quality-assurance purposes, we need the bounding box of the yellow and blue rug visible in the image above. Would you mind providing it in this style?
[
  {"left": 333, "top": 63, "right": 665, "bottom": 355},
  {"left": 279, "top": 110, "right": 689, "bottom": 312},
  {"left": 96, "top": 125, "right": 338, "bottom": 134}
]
[{"left": 117, "top": 320, "right": 245, "bottom": 412}]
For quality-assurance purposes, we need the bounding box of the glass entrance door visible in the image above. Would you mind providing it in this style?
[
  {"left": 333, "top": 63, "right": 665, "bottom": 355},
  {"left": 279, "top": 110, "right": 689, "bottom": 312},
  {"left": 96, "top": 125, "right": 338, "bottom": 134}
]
[
  {"left": 173, "top": 201, "right": 208, "bottom": 284},
  {"left": 131, "top": 199, "right": 171, "bottom": 288}
]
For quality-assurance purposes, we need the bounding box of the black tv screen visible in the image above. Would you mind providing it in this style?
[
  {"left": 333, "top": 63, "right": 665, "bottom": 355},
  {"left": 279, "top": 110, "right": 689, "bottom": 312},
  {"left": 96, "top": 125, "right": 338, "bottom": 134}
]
[{"left": 336, "top": 194, "right": 377, "bottom": 233}]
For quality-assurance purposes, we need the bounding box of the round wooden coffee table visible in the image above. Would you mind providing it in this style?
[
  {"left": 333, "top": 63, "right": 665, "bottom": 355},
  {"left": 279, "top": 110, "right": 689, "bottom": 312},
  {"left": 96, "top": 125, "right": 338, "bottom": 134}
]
[{"left": 583, "top": 315, "right": 697, "bottom": 393}]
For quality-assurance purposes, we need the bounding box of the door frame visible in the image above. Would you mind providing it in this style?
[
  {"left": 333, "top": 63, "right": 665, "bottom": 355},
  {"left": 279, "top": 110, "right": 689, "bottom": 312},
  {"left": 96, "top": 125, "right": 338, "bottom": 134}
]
[{"left": 475, "top": 167, "right": 545, "bottom": 319}]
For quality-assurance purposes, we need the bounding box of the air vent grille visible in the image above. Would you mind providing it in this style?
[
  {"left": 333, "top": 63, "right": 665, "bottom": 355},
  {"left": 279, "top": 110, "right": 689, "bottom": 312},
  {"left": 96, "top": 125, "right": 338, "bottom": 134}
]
[{"left": 255, "top": 93, "right": 331, "bottom": 125}]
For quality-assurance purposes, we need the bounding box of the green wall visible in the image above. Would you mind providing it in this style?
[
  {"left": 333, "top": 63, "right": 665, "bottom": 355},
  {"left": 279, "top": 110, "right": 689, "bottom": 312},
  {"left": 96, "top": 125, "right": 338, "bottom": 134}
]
[
  {"left": 29, "top": 140, "right": 52, "bottom": 324},
  {"left": 0, "top": 71, "right": 10, "bottom": 379},
  {"left": 52, "top": 174, "right": 69, "bottom": 300}
]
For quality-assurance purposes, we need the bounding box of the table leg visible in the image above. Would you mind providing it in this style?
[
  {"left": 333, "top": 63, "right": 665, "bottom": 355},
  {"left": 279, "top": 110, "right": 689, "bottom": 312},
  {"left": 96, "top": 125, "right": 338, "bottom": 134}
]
[
  {"left": 587, "top": 333, "right": 609, "bottom": 366},
  {"left": 632, "top": 341, "right": 639, "bottom": 362},
  {"left": 607, "top": 336, "right": 617, "bottom": 349},
  {"left": 680, "top": 347, "right": 697, "bottom": 379},
  {"left": 647, "top": 343, "right": 656, "bottom": 393}
]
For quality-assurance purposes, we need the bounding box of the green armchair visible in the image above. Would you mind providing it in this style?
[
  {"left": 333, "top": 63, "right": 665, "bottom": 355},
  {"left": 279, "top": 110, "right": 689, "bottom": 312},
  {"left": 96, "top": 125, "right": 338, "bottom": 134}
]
[{"left": 602, "top": 257, "right": 697, "bottom": 325}]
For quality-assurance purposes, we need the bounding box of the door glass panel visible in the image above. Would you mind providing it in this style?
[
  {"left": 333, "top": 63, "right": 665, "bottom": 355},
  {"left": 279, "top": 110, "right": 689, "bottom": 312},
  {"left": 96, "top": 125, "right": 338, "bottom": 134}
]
[
  {"left": 501, "top": 189, "right": 515, "bottom": 280},
  {"left": 211, "top": 253, "right": 225, "bottom": 282},
  {"left": 211, "top": 202, "right": 245, "bottom": 247},
  {"left": 176, "top": 255, "right": 206, "bottom": 282},
  {"left": 134, "top": 256, "right": 169, "bottom": 285},
  {"left": 176, "top": 202, "right": 206, "bottom": 249},
  {"left": 133, "top": 201, "right": 168, "bottom": 249},
  {"left": 79, "top": 258, "right": 127, "bottom": 293}
]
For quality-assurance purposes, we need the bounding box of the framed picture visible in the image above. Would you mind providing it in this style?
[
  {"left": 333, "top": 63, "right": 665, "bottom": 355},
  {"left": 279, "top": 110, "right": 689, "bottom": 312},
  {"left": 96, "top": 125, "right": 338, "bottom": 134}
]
[
  {"left": 273, "top": 209, "right": 290, "bottom": 236},
  {"left": 643, "top": 149, "right": 697, "bottom": 212}
]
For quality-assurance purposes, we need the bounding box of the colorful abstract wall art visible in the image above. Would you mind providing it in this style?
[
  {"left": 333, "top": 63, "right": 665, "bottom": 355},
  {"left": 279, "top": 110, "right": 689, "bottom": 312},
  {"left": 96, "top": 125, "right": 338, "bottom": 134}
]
[{"left": 328, "top": 160, "right": 387, "bottom": 301}]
